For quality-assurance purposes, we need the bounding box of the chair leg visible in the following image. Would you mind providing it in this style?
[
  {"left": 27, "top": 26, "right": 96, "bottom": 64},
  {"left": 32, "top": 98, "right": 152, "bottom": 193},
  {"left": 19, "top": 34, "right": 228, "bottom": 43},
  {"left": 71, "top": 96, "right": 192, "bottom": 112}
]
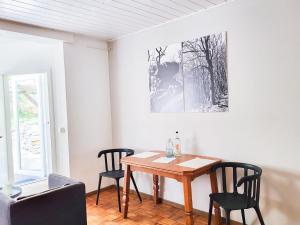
[
  {"left": 130, "top": 174, "right": 142, "bottom": 202},
  {"left": 225, "top": 210, "right": 231, "bottom": 225},
  {"left": 254, "top": 206, "right": 265, "bottom": 225},
  {"left": 116, "top": 178, "right": 121, "bottom": 212},
  {"left": 96, "top": 175, "right": 102, "bottom": 205},
  {"left": 208, "top": 198, "right": 213, "bottom": 225},
  {"left": 241, "top": 209, "right": 246, "bottom": 225}
]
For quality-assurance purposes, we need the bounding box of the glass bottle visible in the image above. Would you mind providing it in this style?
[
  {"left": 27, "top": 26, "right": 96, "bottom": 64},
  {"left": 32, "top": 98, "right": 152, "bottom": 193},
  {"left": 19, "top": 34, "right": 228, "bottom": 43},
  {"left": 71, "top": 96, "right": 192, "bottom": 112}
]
[
  {"left": 174, "top": 131, "right": 181, "bottom": 156},
  {"left": 166, "top": 138, "right": 174, "bottom": 158}
]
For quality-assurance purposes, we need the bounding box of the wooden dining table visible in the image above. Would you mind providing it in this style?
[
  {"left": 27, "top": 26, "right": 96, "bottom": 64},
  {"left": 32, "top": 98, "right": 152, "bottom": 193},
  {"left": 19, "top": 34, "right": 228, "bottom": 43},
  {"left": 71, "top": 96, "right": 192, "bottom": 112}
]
[{"left": 121, "top": 151, "right": 222, "bottom": 225}]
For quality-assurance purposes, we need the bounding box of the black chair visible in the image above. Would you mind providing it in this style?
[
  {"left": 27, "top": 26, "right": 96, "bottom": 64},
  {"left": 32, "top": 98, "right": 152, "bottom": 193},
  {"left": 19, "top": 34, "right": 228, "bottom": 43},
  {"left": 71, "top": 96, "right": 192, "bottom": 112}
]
[
  {"left": 208, "top": 162, "right": 265, "bottom": 225},
  {"left": 96, "top": 148, "right": 142, "bottom": 212}
]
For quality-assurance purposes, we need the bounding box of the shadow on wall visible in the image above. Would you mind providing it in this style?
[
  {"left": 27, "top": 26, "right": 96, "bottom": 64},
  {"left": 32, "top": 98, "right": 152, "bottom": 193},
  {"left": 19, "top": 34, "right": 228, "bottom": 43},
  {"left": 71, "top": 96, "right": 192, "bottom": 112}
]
[{"left": 253, "top": 167, "right": 300, "bottom": 225}]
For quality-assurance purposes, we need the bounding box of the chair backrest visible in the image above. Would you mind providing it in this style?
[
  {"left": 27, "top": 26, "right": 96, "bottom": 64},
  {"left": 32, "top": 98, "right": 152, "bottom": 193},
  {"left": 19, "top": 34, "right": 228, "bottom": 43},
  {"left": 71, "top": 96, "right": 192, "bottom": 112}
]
[
  {"left": 98, "top": 148, "right": 134, "bottom": 172},
  {"left": 211, "top": 162, "right": 262, "bottom": 207}
]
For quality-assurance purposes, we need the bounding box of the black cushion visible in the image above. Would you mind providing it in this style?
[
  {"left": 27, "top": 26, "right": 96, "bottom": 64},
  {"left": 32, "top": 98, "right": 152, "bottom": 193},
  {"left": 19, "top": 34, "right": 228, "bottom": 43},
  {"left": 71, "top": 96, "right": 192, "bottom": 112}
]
[{"left": 100, "top": 170, "right": 124, "bottom": 179}]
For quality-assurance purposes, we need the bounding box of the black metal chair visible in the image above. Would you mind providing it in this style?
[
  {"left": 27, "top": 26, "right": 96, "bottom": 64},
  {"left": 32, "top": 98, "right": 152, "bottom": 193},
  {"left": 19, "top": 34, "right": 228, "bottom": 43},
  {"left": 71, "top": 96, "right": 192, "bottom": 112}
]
[
  {"left": 96, "top": 148, "right": 142, "bottom": 212},
  {"left": 208, "top": 162, "right": 265, "bottom": 225}
]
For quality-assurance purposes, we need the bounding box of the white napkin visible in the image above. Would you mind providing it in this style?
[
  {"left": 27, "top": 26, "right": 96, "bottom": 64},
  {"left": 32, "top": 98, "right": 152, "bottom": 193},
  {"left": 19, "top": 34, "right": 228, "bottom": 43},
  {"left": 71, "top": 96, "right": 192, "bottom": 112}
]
[
  {"left": 131, "top": 152, "right": 161, "bottom": 158},
  {"left": 177, "top": 158, "right": 217, "bottom": 169},
  {"left": 152, "top": 157, "right": 176, "bottom": 163}
]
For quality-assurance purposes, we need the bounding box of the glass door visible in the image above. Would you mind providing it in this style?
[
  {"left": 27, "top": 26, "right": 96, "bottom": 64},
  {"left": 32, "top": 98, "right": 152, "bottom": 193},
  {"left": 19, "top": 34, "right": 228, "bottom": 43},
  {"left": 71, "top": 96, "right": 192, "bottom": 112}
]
[{"left": 2, "top": 73, "right": 53, "bottom": 185}]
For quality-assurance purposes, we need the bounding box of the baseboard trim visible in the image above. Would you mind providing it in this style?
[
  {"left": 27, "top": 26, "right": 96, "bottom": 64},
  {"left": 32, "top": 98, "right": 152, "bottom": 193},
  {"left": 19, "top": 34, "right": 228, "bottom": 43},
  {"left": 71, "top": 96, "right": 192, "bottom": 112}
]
[
  {"left": 86, "top": 185, "right": 115, "bottom": 197},
  {"left": 87, "top": 185, "right": 242, "bottom": 225}
]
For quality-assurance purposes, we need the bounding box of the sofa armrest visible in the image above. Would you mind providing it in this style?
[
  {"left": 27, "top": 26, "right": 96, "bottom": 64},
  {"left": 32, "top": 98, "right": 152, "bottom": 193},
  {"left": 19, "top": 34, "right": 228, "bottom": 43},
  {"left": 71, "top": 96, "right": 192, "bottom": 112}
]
[
  {"left": 0, "top": 192, "right": 15, "bottom": 225},
  {"left": 48, "top": 174, "right": 77, "bottom": 189}
]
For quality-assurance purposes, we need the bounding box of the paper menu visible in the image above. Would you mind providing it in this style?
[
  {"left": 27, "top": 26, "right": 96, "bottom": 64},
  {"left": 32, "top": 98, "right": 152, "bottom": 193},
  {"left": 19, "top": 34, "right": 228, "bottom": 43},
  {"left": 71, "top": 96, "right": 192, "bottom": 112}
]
[
  {"left": 131, "top": 152, "right": 160, "bottom": 158},
  {"left": 177, "top": 158, "right": 217, "bottom": 169},
  {"left": 152, "top": 157, "right": 176, "bottom": 163}
]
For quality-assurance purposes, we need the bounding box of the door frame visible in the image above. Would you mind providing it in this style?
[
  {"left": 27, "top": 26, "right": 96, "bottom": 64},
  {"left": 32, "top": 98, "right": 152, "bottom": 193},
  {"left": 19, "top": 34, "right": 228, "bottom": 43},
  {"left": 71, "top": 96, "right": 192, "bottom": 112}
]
[{"left": 0, "top": 75, "right": 10, "bottom": 184}]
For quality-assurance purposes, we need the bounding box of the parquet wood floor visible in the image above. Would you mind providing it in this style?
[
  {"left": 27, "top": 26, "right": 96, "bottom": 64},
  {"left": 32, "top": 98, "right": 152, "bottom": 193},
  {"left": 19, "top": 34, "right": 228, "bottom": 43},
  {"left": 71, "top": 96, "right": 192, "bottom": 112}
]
[{"left": 86, "top": 187, "right": 225, "bottom": 225}]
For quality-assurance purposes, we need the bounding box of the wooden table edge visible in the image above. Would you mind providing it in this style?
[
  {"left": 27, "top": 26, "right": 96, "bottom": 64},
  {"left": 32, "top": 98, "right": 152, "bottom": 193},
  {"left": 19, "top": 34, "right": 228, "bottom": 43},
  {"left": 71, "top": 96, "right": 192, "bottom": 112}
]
[{"left": 121, "top": 153, "right": 222, "bottom": 225}]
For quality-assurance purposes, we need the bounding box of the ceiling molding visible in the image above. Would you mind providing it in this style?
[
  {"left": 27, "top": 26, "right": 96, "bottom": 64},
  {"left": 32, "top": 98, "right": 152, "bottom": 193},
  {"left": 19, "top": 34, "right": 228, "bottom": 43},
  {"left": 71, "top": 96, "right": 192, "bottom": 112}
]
[{"left": 0, "top": 18, "right": 74, "bottom": 42}]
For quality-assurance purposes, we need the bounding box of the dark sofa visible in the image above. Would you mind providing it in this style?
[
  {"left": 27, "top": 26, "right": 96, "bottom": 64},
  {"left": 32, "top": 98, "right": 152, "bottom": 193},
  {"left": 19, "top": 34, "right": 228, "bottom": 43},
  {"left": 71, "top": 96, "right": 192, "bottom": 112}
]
[{"left": 0, "top": 174, "right": 87, "bottom": 225}]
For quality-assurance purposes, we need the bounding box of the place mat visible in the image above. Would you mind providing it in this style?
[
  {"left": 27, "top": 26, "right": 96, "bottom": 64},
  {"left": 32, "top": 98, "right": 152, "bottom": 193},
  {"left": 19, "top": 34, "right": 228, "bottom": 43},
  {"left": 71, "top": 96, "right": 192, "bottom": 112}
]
[
  {"left": 152, "top": 157, "right": 176, "bottom": 163},
  {"left": 131, "top": 152, "right": 161, "bottom": 158},
  {"left": 177, "top": 158, "right": 217, "bottom": 169}
]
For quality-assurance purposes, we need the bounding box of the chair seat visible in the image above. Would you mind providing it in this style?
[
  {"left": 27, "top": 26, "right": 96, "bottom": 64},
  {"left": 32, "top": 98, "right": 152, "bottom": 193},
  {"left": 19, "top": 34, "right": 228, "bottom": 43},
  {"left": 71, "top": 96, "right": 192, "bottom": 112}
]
[
  {"left": 210, "top": 193, "right": 256, "bottom": 210},
  {"left": 100, "top": 170, "right": 124, "bottom": 179}
]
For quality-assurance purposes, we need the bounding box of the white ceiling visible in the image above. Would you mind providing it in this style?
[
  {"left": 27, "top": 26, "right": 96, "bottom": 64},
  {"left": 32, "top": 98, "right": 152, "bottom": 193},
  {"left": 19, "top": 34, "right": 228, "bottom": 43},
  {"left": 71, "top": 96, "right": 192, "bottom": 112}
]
[{"left": 0, "top": 0, "right": 230, "bottom": 41}]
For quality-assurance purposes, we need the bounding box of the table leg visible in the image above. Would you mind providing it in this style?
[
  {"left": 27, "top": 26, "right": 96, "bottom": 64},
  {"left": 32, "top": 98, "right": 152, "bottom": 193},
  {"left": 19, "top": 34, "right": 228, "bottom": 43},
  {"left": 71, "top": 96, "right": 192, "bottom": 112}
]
[
  {"left": 210, "top": 171, "right": 221, "bottom": 225},
  {"left": 153, "top": 175, "right": 160, "bottom": 204},
  {"left": 123, "top": 165, "right": 131, "bottom": 218},
  {"left": 182, "top": 176, "right": 194, "bottom": 225}
]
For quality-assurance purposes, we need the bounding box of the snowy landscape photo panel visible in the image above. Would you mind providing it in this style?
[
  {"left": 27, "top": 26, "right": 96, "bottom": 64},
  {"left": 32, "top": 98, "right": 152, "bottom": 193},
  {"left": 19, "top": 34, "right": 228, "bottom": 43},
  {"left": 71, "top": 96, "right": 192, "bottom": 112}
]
[
  {"left": 148, "top": 43, "right": 184, "bottom": 113},
  {"left": 183, "top": 32, "right": 228, "bottom": 112},
  {"left": 148, "top": 32, "right": 228, "bottom": 113}
]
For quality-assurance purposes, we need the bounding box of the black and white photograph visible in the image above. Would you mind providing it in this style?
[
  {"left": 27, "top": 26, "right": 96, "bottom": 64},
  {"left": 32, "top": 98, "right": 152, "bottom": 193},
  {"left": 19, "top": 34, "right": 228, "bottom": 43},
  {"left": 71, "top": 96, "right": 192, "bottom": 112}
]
[
  {"left": 148, "top": 32, "right": 228, "bottom": 113},
  {"left": 148, "top": 43, "right": 184, "bottom": 113},
  {"left": 182, "top": 32, "right": 228, "bottom": 112}
]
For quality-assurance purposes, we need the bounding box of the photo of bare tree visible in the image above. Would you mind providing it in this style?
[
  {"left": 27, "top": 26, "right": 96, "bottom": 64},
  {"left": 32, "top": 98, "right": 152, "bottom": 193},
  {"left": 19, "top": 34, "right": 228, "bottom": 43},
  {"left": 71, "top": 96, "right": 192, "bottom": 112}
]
[
  {"left": 183, "top": 32, "right": 228, "bottom": 112},
  {"left": 148, "top": 43, "right": 184, "bottom": 112},
  {"left": 148, "top": 32, "right": 228, "bottom": 113}
]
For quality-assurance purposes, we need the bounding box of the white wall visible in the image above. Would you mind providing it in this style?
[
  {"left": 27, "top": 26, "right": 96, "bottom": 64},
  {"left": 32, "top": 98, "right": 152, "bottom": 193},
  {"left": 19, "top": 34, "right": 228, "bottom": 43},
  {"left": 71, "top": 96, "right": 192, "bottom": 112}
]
[
  {"left": 109, "top": 0, "right": 300, "bottom": 224},
  {"left": 50, "top": 41, "right": 71, "bottom": 176},
  {"left": 0, "top": 23, "right": 114, "bottom": 192},
  {"left": 0, "top": 32, "right": 70, "bottom": 177},
  {"left": 63, "top": 37, "right": 113, "bottom": 192}
]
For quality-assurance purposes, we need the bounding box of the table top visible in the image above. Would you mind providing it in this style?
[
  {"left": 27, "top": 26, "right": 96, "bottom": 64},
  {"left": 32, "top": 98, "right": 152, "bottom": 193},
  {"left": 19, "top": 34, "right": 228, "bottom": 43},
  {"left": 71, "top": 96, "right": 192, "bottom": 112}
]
[
  {"left": 0, "top": 186, "right": 22, "bottom": 198},
  {"left": 121, "top": 151, "right": 221, "bottom": 177}
]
